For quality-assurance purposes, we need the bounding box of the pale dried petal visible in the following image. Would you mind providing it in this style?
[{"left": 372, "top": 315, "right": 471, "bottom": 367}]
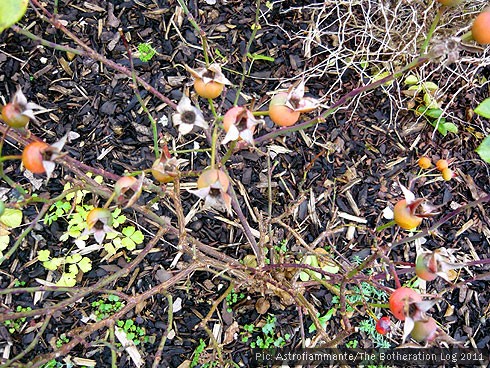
[
  {"left": 221, "top": 192, "right": 232, "bottom": 214},
  {"left": 222, "top": 125, "right": 240, "bottom": 145},
  {"left": 239, "top": 129, "right": 254, "bottom": 145},
  {"left": 51, "top": 134, "right": 68, "bottom": 152},
  {"left": 43, "top": 160, "right": 56, "bottom": 180},
  {"left": 288, "top": 80, "right": 306, "bottom": 100},
  {"left": 294, "top": 97, "right": 320, "bottom": 113},
  {"left": 13, "top": 87, "right": 28, "bottom": 106},
  {"left": 176, "top": 95, "right": 193, "bottom": 113},
  {"left": 193, "top": 110, "right": 208, "bottom": 129},
  {"left": 203, "top": 192, "right": 231, "bottom": 214},
  {"left": 402, "top": 316, "right": 415, "bottom": 343},
  {"left": 414, "top": 299, "right": 439, "bottom": 314},
  {"left": 399, "top": 183, "right": 416, "bottom": 204},
  {"left": 178, "top": 123, "right": 195, "bottom": 136},
  {"left": 207, "top": 63, "right": 232, "bottom": 85},
  {"left": 21, "top": 110, "right": 37, "bottom": 121},
  {"left": 189, "top": 187, "right": 211, "bottom": 199},
  {"left": 93, "top": 229, "right": 106, "bottom": 244},
  {"left": 25, "top": 102, "right": 44, "bottom": 110}
]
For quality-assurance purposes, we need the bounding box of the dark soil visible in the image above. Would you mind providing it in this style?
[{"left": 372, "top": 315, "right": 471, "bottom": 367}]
[{"left": 0, "top": 1, "right": 489, "bottom": 367}]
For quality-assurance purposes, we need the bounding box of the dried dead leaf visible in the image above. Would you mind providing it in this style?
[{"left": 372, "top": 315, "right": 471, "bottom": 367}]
[
  {"left": 255, "top": 297, "right": 270, "bottom": 315},
  {"left": 222, "top": 321, "right": 239, "bottom": 345}
]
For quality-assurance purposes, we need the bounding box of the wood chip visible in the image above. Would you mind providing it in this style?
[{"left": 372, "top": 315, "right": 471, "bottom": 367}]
[
  {"left": 338, "top": 211, "right": 367, "bottom": 224},
  {"left": 58, "top": 57, "right": 73, "bottom": 76},
  {"left": 83, "top": 2, "right": 105, "bottom": 12},
  {"left": 115, "top": 327, "right": 143, "bottom": 368}
]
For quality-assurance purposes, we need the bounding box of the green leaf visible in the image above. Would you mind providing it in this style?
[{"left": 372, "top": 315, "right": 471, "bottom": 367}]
[
  {"left": 124, "top": 319, "right": 134, "bottom": 330},
  {"left": 476, "top": 136, "right": 490, "bottom": 163},
  {"left": 78, "top": 257, "right": 92, "bottom": 273},
  {"left": 0, "top": 208, "right": 23, "bottom": 228},
  {"left": 429, "top": 119, "right": 447, "bottom": 136},
  {"left": 56, "top": 273, "right": 76, "bottom": 287},
  {"left": 38, "top": 250, "right": 51, "bottom": 262},
  {"left": 424, "top": 108, "right": 443, "bottom": 119},
  {"left": 404, "top": 75, "right": 418, "bottom": 85},
  {"left": 122, "top": 226, "right": 135, "bottom": 237},
  {"left": 67, "top": 264, "right": 78, "bottom": 275},
  {"left": 43, "top": 260, "right": 58, "bottom": 271},
  {"left": 299, "top": 270, "right": 310, "bottom": 282},
  {"left": 475, "top": 98, "right": 490, "bottom": 119},
  {"left": 66, "top": 254, "right": 82, "bottom": 264},
  {"left": 371, "top": 71, "right": 393, "bottom": 86},
  {"left": 104, "top": 242, "right": 117, "bottom": 255},
  {"left": 322, "top": 263, "right": 340, "bottom": 274},
  {"left": 121, "top": 237, "right": 136, "bottom": 250},
  {"left": 444, "top": 122, "right": 458, "bottom": 134},
  {"left": 0, "top": 0, "right": 28, "bottom": 33},
  {"left": 247, "top": 52, "right": 274, "bottom": 62},
  {"left": 130, "top": 230, "right": 144, "bottom": 244},
  {"left": 421, "top": 81, "right": 439, "bottom": 91},
  {"left": 0, "top": 235, "right": 9, "bottom": 252}
]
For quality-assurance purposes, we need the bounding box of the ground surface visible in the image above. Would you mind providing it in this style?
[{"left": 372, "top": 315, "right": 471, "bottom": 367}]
[{"left": 0, "top": 0, "right": 489, "bottom": 367}]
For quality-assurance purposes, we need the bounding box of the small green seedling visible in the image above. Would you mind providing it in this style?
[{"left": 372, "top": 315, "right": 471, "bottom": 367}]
[
  {"left": 137, "top": 42, "right": 156, "bottom": 62},
  {"left": 308, "top": 308, "right": 335, "bottom": 333},
  {"left": 2, "top": 305, "right": 32, "bottom": 333},
  {"left": 55, "top": 333, "right": 69, "bottom": 348},
  {"left": 116, "top": 319, "right": 148, "bottom": 346},
  {"left": 240, "top": 315, "right": 290, "bottom": 349},
  {"left": 91, "top": 295, "right": 124, "bottom": 320},
  {"left": 331, "top": 281, "right": 388, "bottom": 313},
  {"left": 274, "top": 239, "right": 288, "bottom": 254},
  {"left": 225, "top": 289, "right": 245, "bottom": 312},
  {"left": 190, "top": 339, "right": 207, "bottom": 368}
]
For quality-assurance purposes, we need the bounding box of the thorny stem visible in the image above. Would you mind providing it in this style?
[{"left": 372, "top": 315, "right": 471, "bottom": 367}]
[
  {"left": 109, "top": 324, "right": 117, "bottom": 368},
  {"left": 234, "top": 0, "right": 262, "bottom": 106},
  {"left": 175, "top": 0, "right": 210, "bottom": 66},
  {"left": 421, "top": 5, "right": 444, "bottom": 54},
  {"left": 118, "top": 29, "right": 160, "bottom": 158},
  {"left": 0, "top": 227, "right": 168, "bottom": 323},
  {"left": 29, "top": 264, "right": 198, "bottom": 368},
  {"left": 220, "top": 140, "right": 237, "bottom": 165},
  {"left": 11, "top": 25, "right": 84, "bottom": 56},
  {"left": 0, "top": 124, "right": 120, "bottom": 182},
  {"left": 199, "top": 282, "right": 234, "bottom": 328},
  {"left": 152, "top": 293, "right": 173, "bottom": 368},
  {"left": 0, "top": 285, "right": 130, "bottom": 300},
  {"left": 339, "top": 281, "right": 352, "bottom": 331},
  {"left": 227, "top": 175, "right": 264, "bottom": 265}
]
